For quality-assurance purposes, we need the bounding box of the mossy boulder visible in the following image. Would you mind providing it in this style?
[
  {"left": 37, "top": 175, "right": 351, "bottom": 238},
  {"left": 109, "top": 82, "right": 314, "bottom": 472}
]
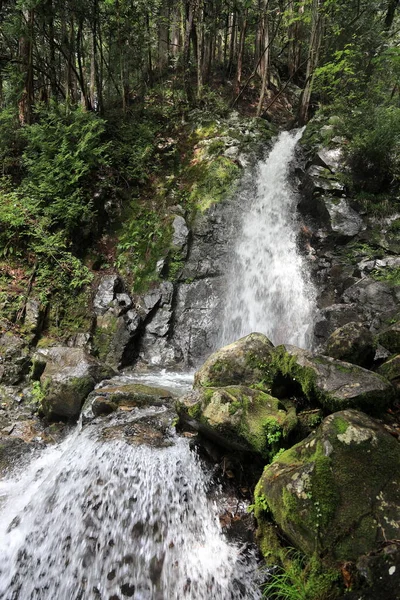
[
  {"left": 194, "top": 333, "right": 274, "bottom": 389},
  {"left": 36, "top": 347, "right": 114, "bottom": 420},
  {"left": 324, "top": 321, "right": 375, "bottom": 368},
  {"left": 377, "top": 355, "right": 400, "bottom": 392},
  {"left": 82, "top": 382, "right": 174, "bottom": 423},
  {"left": 255, "top": 410, "right": 400, "bottom": 563},
  {"left": 378, "top": 322, "right": 400, "bottom": 354},
  {"left": 270, "top": 345, "right": 394, "bottom": 413},
  {"left": 177, "top": 385, "right": 296, "bottom": 457}
]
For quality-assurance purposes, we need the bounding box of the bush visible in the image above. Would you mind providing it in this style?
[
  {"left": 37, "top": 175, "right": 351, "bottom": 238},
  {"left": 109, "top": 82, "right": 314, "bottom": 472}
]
[
  {"left": 20, "top": 103, "right": 108, "bottom": 243},
  {"left": 343, "top": 105, "right": 400, "bottom": 193}
]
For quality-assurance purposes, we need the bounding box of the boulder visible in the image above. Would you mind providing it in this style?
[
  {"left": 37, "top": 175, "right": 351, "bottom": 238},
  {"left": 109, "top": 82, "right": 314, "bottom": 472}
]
[
  {"left": 378, "top": 322, "right": 400, "bottom": 354},
  {"left": 36, "top": 347, "right": 113, "bottom": 420},
  {"left": 303, "top": 165, "right": 345, "bottom": 196},
  {"left": 377, "top": 355, "right": 400, "bottom": 391},
  {"left": 312, "top": 147, "right": 343, "bottom": 173},
  {"left": 255, "top": 410, "right": 400, "bottom": 563},
  {"left": 171, "top": 215, "right": 189, "bottom": 251},
  {"left": 82, "top": 382, "right": 173, "bottom": 423},
  {"left": 323, "top": 197, "right": 365, "bottom": 239},
  {"left": 0, "top": 332, "right": 31, "bottom": 385},
  {"left": 345, "top": 545, "right": 400, "bottom": 600},
  {"left": 314, "top": 304, "right": 361, "bottom": 347},
  {"left": 342, "top": 278, "right": 400, "bottom": 327},
  {"left": 177, "top": 385, "right": 296, "bottom": 457},
  {"left": 271, "top": 345, "right": 393, "bottom": 413},
  {"left": 194, "top": 333, "right": 274, "bottom": 388},
  {"left": 324, "top": 322, "right": 375, "bottom": 368},
  {"left": 93, "top": 274, "right": 121, "bottom": 315}
]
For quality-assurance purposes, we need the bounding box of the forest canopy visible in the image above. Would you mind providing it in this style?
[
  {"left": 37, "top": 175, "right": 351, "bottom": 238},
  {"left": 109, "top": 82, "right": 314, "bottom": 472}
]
[{"left": 0, "top": 0, "right": 399, "bottom": 331}]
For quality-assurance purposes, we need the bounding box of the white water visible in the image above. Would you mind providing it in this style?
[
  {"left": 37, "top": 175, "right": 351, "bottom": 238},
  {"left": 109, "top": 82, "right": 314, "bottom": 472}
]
[
  {"left": 222, "top": 129, "right": 316, "bottom": 349},
  {"left": 0, "top": 373, "right": 261, "bottom": 600}
]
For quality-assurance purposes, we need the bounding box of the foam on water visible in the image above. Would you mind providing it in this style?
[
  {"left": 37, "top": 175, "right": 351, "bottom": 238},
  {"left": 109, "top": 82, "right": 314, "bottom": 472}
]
[
  {"left": 222, "top": 129, "right": 316, "bottom": 348},
  {"left": 0, "top": 394, "right": 261, "bottom": 600}
]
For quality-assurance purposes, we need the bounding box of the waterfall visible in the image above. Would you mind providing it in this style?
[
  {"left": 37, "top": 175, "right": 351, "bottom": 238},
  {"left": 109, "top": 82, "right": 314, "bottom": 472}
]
[
  {"left": 0, "top": 390, "right": 262, "bottom": 600},
  {"left": 222, "top": 129, "right": 316, "bottom": 349}
]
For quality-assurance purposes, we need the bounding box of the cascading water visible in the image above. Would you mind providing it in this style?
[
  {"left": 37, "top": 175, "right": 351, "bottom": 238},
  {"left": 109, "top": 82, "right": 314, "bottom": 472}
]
[
  {"left": 222, "top": 129, "right": 316, "bottom": 349},
  {"left": 0, "top": 374, "right": 262, "bottom": 600}
]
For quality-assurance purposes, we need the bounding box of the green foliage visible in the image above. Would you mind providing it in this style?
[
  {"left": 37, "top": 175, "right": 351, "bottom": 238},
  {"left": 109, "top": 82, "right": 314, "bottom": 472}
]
[
  {"left": 187, "top": 156, "right": 240, "bottom": 211},
  {"left": 116, "top": 202, "right": 168, "bottom": 291},
  {"left": 30, "top": 381, "right": 45, "bottom": 407},
  {"left": 0, "top": 108, "right": 23, "bottom": 176},
  {"left": 262, "top": 552, "right": 339, "bottom": 600},
  {"left": 20, "top": 103, "right": 108, "bottom": 241},
  {"left": 343, "top": 105, "right": 400, "bottom": 194},
  {"left": 371, "top": 266, "right": 400, "bottom": 287}
]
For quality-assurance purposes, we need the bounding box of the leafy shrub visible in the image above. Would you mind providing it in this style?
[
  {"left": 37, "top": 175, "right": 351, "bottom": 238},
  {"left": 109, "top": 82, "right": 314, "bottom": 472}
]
[
  {"left": 20, "top": 103, "right": 108, "bottom": 243},
  {"left": 343, "top": 105, "right": 400, "bottom": 193}
]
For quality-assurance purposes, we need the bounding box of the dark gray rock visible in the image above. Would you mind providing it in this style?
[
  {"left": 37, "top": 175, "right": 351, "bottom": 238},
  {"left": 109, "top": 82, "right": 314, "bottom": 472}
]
[
  {"left": 24, "top": 298, "right": 45, "bottom": 336},
  {"left": 303, "top": 165, "right": 345, "bottom": 197},
  {"left": 312, "top": 147, "right": 343, "bottom": 173},
  {"left": 93, "top": 275, "right": 121, "bottom": 315},
  {"left": 324, "top": 197, "right": 364, "bottom": 238},
  {"left": 82, "top": 382, "right": 173, "bottom": 423},
  {"left": 173, "top": 278, "right": 224, "bottom": 365},
  {"left": 0, "top": 333, "right": 31, "bottom": 385},
  {"left": 314, "top": 304, "right": 361, "bottom": 347},
  {"left": 324, "top": 322, "right": 375, "bottom": 368},
  {"left": 171, "top": 215, "right": 189, "bottom": 251},
  {"left": 378, "top": 322, "right": 400, "bottom": 354},
  {"left": 342, "top": 278, "right": 400, "bottom": 328}
]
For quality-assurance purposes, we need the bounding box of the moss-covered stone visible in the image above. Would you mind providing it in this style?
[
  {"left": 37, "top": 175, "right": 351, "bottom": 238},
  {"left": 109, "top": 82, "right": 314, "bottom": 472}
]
[
  {"left": 377, "top": 354, "right": 400, "bottom": 392},
  {"left": 378, "top": 322, "right": 400, "bottom": 354},
  {"left": 266, "top": 344, "right": 394, "bottom": 414},
  {"left": 255, "top": 410, "right": 400, "bottom": 564},
  {"left": 177, "top": 385, "right": 296, "bottom": 457},
  {"left": 324, "top": 322, "right": 375, "bottom": 368},
  {"left": 194, "top": 332, "right": 274, "bottom": 389},
  {"left": 36, "top": 346, "right": 114, "bottom": 420}
]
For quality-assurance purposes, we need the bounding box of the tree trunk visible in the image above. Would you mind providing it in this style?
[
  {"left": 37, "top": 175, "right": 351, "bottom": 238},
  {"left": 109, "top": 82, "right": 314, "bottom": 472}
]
[
  {"left": 18, "top": 8, "right": 35, "bottom": 125},
  {"left": 234, "top": 9, "right": 248, "bottom": 95},
  {"left": 298, "top": 0, "right": 324, "bottom": 125},
  {"left": 256, "top": 1, "right": 270, "bottom": 117}
]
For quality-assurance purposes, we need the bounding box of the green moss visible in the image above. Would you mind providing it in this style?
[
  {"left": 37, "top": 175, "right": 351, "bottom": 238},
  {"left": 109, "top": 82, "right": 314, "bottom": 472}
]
[
  {"left": 332, "top": 416, "right": 349, "bottom": 434},
  {"left": 92, "top": 316, "right": 118, "bottom": 363},
  {"left": 186, "top": 156, "right": 240, "bottom": 212}
]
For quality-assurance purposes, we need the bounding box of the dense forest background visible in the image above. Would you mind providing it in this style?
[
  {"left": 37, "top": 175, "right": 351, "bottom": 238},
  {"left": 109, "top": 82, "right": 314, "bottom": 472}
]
[{"left": 0, "top": 0, "right": 399, "bottom": 337}]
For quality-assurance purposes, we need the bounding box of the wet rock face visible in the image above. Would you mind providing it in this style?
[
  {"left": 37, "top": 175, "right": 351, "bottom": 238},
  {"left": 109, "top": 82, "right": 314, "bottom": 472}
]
[
  {"left": 171, "top": 202, "right": 236, "bottom": 365},
  {"left": 82, "top": 382, "right": 174, "bottom": 423},
  {"left": 36, "top": 347, "right": 114, "bottom": 420},
  {"left": 297, "top": 139, "right": 400, "bottom": 361},
  {"left": 255, "top": 410, "right": 400, "bottom": 563}
]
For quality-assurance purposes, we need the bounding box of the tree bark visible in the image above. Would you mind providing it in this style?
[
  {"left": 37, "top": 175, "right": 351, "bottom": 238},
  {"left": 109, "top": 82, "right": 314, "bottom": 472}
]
[{"left": 298, "top": 0, "right": 325, "bottom": 125}]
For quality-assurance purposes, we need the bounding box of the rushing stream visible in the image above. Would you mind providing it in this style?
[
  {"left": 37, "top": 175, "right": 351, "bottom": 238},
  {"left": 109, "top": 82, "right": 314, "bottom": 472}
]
[
  {"left": 0, "top": 372, "right": 262, "bottom": 600},
  {"left": 222, "top": 129, "right": 316, "bottom": 349},
  {"left": 0, "top": 131, "right": 313, "bottom": 599}
]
